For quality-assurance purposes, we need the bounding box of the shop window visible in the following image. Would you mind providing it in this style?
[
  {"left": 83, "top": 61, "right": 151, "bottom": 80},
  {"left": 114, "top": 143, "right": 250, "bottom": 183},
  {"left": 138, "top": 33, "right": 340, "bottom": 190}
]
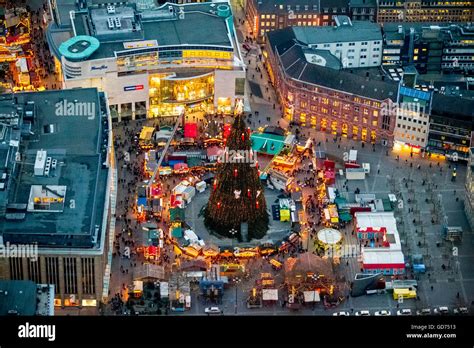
[
  {"left": 120, "top": 103, "right": 133, "bottom": 116},
  {"left": 135, "top": 101, "right": 147, "bottom": 117}
]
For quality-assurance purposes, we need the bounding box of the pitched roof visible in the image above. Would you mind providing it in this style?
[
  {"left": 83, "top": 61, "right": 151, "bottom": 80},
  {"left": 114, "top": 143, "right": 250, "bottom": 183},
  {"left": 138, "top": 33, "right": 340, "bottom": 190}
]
[{"left": 268, "top": 28, "right": 398, "bottom": 101}]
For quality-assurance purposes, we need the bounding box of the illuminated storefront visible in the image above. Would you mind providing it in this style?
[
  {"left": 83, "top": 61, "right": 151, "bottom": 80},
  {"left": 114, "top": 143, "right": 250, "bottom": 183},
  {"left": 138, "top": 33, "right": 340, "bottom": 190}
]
[{"left": 149, "top": 73, "right": 215, "bottom": 117}]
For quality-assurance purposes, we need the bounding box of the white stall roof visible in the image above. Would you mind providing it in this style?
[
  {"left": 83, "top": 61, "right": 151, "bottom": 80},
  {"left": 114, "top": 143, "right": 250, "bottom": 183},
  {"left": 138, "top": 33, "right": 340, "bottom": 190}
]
[
  {"left": 349, "top": 150, "right": 357, "bottom": 162},
  {"left": 262, "top": 289, "right": 278, "bottom": 301},
  {"left": 303, "top": 290, "right": 320, "bottom": 302}
]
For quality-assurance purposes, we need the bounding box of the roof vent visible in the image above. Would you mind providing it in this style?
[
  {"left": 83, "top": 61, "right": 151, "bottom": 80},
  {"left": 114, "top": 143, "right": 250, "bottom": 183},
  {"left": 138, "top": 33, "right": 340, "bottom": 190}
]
[
  {"left": 217, "top": 4, "right": 231, "bottom": 18},
  {"left": 107, "top": 17, "right": 114, "bottom": 30}
]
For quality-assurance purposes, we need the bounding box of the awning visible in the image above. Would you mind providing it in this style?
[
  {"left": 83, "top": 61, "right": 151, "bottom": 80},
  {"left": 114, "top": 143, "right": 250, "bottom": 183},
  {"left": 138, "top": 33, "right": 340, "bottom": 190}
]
[
  {"left": 262, "top": 289, "right": 278, "bottom": 301},
  {"left": 303, "top": 290, "right": 320, "bottom": 302},
  {"left": 174, "top": 162, "right": 189, "bottom": 170}
]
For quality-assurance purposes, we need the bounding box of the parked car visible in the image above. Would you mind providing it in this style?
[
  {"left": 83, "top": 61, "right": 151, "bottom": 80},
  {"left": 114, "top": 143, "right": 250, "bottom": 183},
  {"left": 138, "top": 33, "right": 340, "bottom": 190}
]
[
  {"left": 453, "top": 307, "right": 468, "bottom": 315},
  {"left": 434, "top": 306, "right": 449, "bottom": 315},
  {"left": 374, "top": 310, "right": 391, "bottom": 316},
  {"left": 416, "top": 308, "right": 431, "bottom": 316},
  {"left": 204, "top": 307, "right": 222, "bottom": 315},
  {"left": 333, "top": 311, "right": 350, "bottom": 316},
  {"left": 355, "top": 310, "right": 370, "bottom": 316},
  {"left": 397, "top": 309, "right": 412, "bottom": 316}
]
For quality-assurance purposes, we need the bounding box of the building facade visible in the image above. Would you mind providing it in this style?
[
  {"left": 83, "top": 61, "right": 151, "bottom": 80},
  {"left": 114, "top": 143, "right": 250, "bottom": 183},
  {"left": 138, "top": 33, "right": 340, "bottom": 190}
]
[
  {"left": 0, "top": 88, "right": 116, "bottom": 308},
  {"left": 377, "top": 0, "right": 474, "bottom": 23},
  {"left": 465, "top": 148, "right": 474, "bottom": 231},
  {"left": 427, "top": 94, "right": 474, "bottom": 161},
  {"left": 382, "top": 23, "right": 474, "bottom": 74},
  {"left": 265, "top": 25, "right": 398, "bottom": 145},
  {"left": 47, "top": 1, "right": 246, "bottom": 122},
  {"left": 349, "top": 0, "right": 377, "bottom": 21},
  {"left": 245, "top": 0, "right": 350, "bottom": 41},
  {"left": 393, "top": 86, "right": 432, "bottom": 150}
]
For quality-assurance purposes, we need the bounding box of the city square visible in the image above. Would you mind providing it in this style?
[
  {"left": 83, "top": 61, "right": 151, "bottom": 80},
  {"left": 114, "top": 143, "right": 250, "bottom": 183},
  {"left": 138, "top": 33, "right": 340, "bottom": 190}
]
[{"left": 0, "top": 0, "right": 473, "bottom": 331}]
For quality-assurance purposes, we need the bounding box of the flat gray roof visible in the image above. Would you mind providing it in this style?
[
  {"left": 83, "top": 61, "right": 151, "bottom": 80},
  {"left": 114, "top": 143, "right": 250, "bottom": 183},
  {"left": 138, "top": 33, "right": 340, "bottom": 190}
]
[
  {"left": 63, "top": 2, "right": 233, "bottom": 60},
  {"left": 293, "top": 19, "right": 382, "bottom": 44},
  {"left": 0, "top": 280, "right": 37, "bottom": 316},
  {"left": 0, "top": 88, "right": 109, "bottom": 249}
]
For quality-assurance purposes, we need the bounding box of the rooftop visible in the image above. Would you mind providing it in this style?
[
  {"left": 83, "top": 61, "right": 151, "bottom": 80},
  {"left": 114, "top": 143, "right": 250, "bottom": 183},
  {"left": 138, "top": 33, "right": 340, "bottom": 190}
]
[
  {"left": 0, "top": 88, "right": 110, "bottom": 249},
  {"left": 293, "top": 17, "right": 382, "bottom": 45},
  {"left": 49, "top": 1, "right": 235, "bottom": 61},
  {"left": 268, "top": 29, "right": 399, "bottom": 101},
  {"left": 431, "top": 94, "right": 474, "bottom": 121},
  {"left": 0, "top": 280, "right": 37, "bottom": 316}
]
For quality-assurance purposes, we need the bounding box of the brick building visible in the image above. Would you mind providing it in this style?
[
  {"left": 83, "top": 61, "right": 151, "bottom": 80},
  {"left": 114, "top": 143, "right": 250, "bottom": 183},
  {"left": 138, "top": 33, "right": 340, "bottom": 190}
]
[
  {"left": 245, "top": 0, "right": 349, "bottom": 41},
  {"left": 265, "top": 26, "right": 399, "bottom": 145}
]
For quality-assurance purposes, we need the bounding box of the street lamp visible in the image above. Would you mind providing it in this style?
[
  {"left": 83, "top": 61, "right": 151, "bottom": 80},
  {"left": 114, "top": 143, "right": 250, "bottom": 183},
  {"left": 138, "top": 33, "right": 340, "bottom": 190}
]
[
  {"left": 229, "top": 228, "right": 238, "bottom": 248},
  {"left": 234, "top": 277, "right": 242, "bottom": 314}
]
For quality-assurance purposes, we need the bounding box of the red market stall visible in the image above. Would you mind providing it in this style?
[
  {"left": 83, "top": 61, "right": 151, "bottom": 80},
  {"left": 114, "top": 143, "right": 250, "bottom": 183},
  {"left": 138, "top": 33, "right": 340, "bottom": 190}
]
[{"left": 184, "top": 123, "right": 198, "bottom": 138}]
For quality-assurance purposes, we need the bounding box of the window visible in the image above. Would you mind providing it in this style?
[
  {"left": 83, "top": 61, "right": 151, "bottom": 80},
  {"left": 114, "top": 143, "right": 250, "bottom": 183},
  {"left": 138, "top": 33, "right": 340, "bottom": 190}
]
[
  {"left": 279, "top": 4, "right": 283, "bottom": 9},
  {"left": 349, "top": 42, "right": 355, "bottom": 46},
  {"left": 324, "top": 43, "right": 330, "bottom": 48},
  {"left": 295, "top": 5, "right": 300, "bottom": 10},
  {"left": 304, "top": 5, "right": 309, "bottom": 10},
  {"left": 361, "top": 42, "right": 368, "bottom": 45},
  {"left": 361, "top": 48, "right": 367, "bottom": 52},
  {"left": 336, "top": 43, "right": 342, "bottom": 47}
]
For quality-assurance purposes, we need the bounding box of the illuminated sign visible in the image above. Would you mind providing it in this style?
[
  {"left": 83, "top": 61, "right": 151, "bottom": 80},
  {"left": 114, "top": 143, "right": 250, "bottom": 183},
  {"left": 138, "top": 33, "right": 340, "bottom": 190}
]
[
  {"left": 123, "top": 40, "right": 158, "bottom": 49},
  {"left": 90, "top": 64, "right": 108, "bottom": 71},
  {"left": 124, "top": 85, "right": 144, "bottom": 91}
]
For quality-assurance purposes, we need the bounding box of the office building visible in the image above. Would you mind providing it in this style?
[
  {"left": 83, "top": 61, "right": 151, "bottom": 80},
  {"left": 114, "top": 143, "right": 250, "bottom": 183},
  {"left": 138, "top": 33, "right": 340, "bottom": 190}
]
[
  {"left": 349, "top": 0, "right": 377, "bottom": 21},
  {"left": 47, "top": 1, "right": 245, "bottom": 121},
  {"left": 382, "top": 22, "right": 474, "bottom": 74},
  {"left": 0, "top": 88, "right": 116, "bottom": 308},
  {"left": 393, "top": 86, "right": 432, "bottom": 151},
  {"left": 245, "top": 0, "right": 350, "bottom": 41},
  {"left": 427, "top": 93, "right": 474, "bottom": 161},
  {"left": 377, "top": 0, "right": 474, "bottom": 23}
]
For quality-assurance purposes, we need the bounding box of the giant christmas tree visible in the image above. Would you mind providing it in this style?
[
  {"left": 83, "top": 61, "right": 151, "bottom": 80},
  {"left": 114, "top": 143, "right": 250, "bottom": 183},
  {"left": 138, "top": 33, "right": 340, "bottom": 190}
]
[{"left": 204, "top": 113, "right": 269, "bottom": 240}]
